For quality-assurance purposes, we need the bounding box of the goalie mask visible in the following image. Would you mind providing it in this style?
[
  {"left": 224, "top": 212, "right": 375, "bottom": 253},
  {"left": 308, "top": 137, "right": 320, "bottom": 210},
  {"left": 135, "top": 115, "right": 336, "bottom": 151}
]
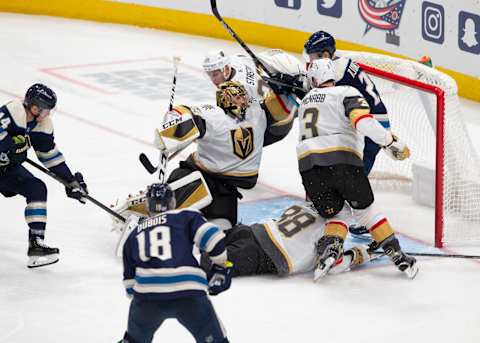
[
  {"left": 216, "top": 81, "right": 249, "bottom": 121},
  {"left": 146, "top": 183, "right": 176, "bottom": 213}
]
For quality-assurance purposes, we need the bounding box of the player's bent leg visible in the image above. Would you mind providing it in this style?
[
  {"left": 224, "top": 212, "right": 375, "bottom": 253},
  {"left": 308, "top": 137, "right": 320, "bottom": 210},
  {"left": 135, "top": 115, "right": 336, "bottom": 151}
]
[
  {"left": 313, "top": 209, "right": 349, "bottom": 281},
  {"left": 176, "top": 294, "right": 228, "bottom": 343},
  {"left": 352, "top": 205, "right": 418, "bottom": 279},
  {"left": 127, "top": 297, "right": 166, "bottom": 343}
]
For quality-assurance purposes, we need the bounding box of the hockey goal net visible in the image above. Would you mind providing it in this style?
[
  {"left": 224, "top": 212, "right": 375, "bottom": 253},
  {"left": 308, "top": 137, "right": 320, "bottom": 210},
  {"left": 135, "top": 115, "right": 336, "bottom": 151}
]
[{"left": 338, "top": 51, "right": 480, "bottom": 247}]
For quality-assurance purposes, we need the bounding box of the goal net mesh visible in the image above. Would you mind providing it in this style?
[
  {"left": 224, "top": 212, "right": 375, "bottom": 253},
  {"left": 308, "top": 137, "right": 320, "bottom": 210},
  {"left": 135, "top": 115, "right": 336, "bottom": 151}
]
[{"left": 339, "top": 51, "right": 480, "bottom": 246}]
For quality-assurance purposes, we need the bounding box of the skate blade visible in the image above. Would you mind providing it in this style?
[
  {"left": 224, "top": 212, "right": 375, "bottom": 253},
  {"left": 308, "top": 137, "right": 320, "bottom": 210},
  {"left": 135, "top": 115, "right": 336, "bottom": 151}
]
[
  {"left": 27, "top": 254, "right": 59, "bottom": 268},
  {"left": 313, "top": 257, "right": 335, "bottom": 282},
  {"left": 404, "top": 263, "right": 419, "bottom": 279}
]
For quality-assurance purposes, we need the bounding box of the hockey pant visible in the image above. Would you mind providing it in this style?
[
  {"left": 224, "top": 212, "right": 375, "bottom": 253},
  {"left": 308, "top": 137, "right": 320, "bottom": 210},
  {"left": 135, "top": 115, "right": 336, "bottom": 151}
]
[
  {"left": 301, "top": 164, "right": 374, "bottom": 220},
  {"left": 200, "top": 225, "right": 277, "bottom": 277},
  {"left": 124, "top": 294, "right": 228, "bottom": 343},
  {"left": 0, "top": 164, "right": 48, "bottom": 239}
]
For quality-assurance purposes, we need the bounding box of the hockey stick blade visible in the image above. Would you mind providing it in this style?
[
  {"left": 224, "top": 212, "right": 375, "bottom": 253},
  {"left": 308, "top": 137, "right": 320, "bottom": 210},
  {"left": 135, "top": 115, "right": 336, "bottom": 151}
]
[{"left": 139, "top": 153, "right": 157, "bottom": 174}]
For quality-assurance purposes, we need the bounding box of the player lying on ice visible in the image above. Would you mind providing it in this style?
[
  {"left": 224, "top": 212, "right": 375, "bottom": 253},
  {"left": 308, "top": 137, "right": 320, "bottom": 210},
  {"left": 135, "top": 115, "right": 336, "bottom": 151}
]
[{"left": 112, "top": 194, "right": 380, "bottom": 281}]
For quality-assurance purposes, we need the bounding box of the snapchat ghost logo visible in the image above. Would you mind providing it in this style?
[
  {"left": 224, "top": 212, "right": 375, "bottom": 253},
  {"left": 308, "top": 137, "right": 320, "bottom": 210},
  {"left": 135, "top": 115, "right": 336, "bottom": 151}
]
[{"left": 459, "top": 11, "right": 480, "bottom": 54}]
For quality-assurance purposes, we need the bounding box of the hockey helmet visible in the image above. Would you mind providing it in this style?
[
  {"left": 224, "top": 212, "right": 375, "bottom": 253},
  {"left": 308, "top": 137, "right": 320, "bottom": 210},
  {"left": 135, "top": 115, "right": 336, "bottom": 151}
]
[
  {"left": 307, "top": 59, "right": 336, "bottom": 88},
  {"left": 216, "top": 81, "right": 249, "bottom": 121},
  {"left": 146, "top": 183, "right": 176, "bottom": 213},
  {"left": 202, "top": 49, "right": 230, "bottom": 72},
  {"left": 24, "top": 83, "right": 57, "bottom": 110},
  {"left": 303, "top": 31, "right": 336, "bottom": 60}
]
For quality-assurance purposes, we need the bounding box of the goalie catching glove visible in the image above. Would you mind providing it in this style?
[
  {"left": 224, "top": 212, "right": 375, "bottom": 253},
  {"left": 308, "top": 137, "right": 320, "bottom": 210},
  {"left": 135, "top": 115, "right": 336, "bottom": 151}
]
[{"left": 383, "top": 134, "right": 410, "bottom": 161}]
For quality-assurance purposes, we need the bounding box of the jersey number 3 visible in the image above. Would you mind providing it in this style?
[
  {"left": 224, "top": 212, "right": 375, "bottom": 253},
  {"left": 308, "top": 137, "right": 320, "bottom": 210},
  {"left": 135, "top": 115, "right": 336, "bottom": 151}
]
[{"left": 136, "top": 226, "right": 172, "bottom": 262}]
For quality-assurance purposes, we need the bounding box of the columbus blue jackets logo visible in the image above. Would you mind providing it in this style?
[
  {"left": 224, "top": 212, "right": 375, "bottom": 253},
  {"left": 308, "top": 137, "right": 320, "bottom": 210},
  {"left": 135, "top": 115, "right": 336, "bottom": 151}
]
[
  {"left": 230, "top": 127, "right": 254, "bottom": 160},
  {"left": 358, "top": 0, "right": 406, "bottom": 46}
]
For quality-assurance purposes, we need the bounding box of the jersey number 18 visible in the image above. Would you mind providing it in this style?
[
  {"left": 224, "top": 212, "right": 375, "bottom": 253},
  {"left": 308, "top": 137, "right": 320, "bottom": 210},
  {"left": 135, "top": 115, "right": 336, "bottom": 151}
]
[{"left": 136, "top": 226, "right": 173, "bottom": 262}]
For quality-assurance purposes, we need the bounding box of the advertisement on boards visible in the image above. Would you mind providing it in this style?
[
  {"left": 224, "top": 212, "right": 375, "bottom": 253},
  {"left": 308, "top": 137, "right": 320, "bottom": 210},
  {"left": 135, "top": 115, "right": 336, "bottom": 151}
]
[{"left": 110, "top": 0, "right": 480, "bottom": 79}]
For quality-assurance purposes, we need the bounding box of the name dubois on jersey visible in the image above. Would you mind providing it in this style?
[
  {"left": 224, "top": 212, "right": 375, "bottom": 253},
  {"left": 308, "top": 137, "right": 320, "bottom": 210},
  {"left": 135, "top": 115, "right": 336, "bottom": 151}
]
[{"left": 137, "top": 215, "right": 167, "bottom": 232}]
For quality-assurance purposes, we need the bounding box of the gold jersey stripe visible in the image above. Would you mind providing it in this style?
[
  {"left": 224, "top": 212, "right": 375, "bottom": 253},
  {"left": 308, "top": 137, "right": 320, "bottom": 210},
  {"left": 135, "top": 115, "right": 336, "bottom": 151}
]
[
  {"left": 298, "top": 147, "right": 362, "bottom": 160},
  {"left": 192, "top": 153, "right": 259, "bottom": 177},
  {"left": 264, "top": 223, "right": 293, "bottom": 273},
  {"left": 348, "top": 108, "right": 371, "bottom": 128}
]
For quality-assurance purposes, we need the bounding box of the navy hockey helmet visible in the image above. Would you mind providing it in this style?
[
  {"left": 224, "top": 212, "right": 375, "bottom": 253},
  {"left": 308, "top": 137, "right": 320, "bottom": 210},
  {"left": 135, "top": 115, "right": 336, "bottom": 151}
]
[
  {"left": 24, "top": 83, "right": 57, "bottom": 110},
  {"left": 304, "top": 31, "right": 336, "bottom": 57},
  {"left": 146, "top": 183, "right": 176, "bottom": 213}
]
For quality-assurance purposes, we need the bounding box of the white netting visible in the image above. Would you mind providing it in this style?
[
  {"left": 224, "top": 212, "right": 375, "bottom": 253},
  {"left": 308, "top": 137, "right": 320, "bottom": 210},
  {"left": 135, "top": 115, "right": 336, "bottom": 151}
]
[{"left": 338, "top": 50, "right": 480, "bottom": 245}]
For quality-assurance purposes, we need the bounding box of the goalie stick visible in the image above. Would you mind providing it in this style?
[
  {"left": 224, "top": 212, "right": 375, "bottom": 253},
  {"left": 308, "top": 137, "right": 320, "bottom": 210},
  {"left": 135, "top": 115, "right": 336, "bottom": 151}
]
[
  {"left": 157, "top": 56, "right": 181, "bottom": 182},
  {"left": 210, "top": 0, "right": 305, "bottom": 93},
  {"left": 25, "top": 158, "right": 126, "bottom": 222}
]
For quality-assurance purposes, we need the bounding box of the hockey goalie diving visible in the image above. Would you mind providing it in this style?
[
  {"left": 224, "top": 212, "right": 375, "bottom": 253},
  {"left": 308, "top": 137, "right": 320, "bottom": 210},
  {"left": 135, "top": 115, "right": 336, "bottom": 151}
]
[{"left": 1, "top": 8, "right": 480, "bottom": 343}]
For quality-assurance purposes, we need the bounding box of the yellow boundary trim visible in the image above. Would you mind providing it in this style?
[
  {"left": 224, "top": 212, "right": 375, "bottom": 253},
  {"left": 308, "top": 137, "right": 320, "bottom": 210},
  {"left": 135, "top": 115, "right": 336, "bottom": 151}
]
[{"left": 0, "top": 0, "right": 478, "bottom": 101}]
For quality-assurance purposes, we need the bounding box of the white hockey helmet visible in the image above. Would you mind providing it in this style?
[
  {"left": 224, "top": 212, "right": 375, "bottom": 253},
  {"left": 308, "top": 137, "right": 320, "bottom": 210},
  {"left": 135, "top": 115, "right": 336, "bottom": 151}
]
[
  {"left": 202, "top": 49, "right": 230, "bottom": 72},
  {"left": 307, "top": 58, "right": 336, "bottom": 88}
]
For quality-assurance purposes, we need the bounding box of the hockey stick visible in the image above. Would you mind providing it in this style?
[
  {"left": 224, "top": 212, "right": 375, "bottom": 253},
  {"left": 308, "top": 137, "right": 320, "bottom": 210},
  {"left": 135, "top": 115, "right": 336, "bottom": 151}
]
[
  {"left": 25, "top": 158, "right": 126, "bottom": 222},
  {"left": 157, "top": 56, "right": 181, "bottom": 182},
  {"left": 210, "top": 0, "right": 305, "bottom": 93},
  {"left": 139, "top": 146, "right": 187, "bottom": 175}
]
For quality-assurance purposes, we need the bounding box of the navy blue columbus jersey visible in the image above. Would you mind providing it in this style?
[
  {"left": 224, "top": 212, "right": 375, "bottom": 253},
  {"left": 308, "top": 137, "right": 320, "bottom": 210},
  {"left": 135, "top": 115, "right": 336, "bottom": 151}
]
[
  {"left": 0, "top": 100, "right": 73, "bottom": 180},
  {"left": 333, "top": 56, "right": 390, "bottom": 129},
  {"left": 122, "top": 208, "right": 226, "bottom": 300}
]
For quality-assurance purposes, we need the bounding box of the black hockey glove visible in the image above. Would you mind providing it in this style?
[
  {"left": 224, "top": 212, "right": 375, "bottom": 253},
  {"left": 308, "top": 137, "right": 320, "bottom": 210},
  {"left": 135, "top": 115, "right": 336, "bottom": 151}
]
[
  {"left": 207, "top": 261, "right": 233, "bottom": 296},
  {"left": 65, "top": 172, "right": 88, "bottom": 204},
  {"left": 266, "top": 73, "right": 307, "bottom": 98}
]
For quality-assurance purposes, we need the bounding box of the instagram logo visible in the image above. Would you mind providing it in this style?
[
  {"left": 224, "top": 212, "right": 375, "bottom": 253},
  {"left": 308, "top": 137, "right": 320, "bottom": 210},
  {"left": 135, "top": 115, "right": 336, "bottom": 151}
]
[{"left": 422, "top": 2, "right": 445, "bottom": 43}]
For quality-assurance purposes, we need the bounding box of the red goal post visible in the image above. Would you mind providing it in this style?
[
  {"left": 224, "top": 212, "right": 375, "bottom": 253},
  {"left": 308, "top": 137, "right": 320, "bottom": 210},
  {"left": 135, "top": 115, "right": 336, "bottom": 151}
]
[{"left": 338, "top": 51, "right": 480, "bottom": 248}]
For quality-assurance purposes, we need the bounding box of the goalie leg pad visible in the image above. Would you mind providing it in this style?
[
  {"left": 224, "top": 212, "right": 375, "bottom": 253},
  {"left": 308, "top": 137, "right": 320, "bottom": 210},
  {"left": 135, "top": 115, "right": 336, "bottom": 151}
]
[{"left": 169, "top": 171, "right": 212, "bottom": 211}]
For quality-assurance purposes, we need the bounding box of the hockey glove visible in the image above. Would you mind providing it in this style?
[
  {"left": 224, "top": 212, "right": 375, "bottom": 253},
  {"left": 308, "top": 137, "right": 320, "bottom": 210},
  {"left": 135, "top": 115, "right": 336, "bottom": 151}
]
[
  {"left": 267, "top": 73, "right": 307, "bottom": 98},
  {"left": 8, "top": 135, "right": 29, "bottom": 166},
  {"left": 208, "top": 261, "right": 233, "bottom": 296},
  {"left": 66, "top": 172, "right": 88, "bottom": 204},
  {"left": 383, "top": 135, "right": 410, "bottom": 161}
]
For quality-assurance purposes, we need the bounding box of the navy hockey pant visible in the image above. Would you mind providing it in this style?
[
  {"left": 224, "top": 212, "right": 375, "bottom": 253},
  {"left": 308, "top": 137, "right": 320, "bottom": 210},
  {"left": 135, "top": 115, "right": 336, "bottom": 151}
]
[
  {"left": 363, "top": 137, "right": 381, "bottom": 175},
  {"left": 125, "top": 294, "right": 229, "bottom": 343},
  {"left": 0, "top": 164, "right": 48, "bottom": 238}
]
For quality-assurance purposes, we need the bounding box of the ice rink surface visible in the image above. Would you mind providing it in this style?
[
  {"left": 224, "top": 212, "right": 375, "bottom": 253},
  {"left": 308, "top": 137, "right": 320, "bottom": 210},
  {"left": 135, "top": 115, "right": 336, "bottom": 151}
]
[{"left": 1, "top": 14, "right": 480, "bottom": 342}]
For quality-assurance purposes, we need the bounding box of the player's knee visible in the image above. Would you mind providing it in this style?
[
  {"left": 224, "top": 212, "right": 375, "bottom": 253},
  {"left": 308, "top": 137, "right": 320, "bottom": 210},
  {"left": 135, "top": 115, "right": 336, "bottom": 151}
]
[
  {"left": 25, "top": 178, "right": 47, "bottom": 201},
  {"left": 314, "top": 202, "right": 343, "bottom": 219}
]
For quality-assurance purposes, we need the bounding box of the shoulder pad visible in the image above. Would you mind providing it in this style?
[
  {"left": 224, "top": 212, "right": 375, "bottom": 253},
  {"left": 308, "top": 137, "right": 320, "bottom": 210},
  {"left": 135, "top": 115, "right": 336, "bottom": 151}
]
[
  {"left": 31, "top": 116, "right": 54, "bottom": 135},
  {"left": 5, "top": 100, "right": 26, "bottom": 128}
]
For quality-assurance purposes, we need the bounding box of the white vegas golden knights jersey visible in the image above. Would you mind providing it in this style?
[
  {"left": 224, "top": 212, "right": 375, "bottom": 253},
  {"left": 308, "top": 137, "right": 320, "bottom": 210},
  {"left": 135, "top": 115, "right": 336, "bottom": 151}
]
[
  {"left": 252, "top": 204, "right": 325, "bottom": 275},
  {"left": 190, "top": 101, "right": 267, "bottom": 182},
  {"left": 229, "top": 54, "right": 262, "bottom": 101},
  {"left": 296, "top": 85, "right": 370, "bottom": 172}
]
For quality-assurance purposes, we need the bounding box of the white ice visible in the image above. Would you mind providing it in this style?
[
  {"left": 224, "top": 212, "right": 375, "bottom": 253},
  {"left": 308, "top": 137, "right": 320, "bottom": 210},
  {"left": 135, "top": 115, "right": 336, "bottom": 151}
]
[{"left": 1, "top": 13, "right": 479, "bottom": 343}]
